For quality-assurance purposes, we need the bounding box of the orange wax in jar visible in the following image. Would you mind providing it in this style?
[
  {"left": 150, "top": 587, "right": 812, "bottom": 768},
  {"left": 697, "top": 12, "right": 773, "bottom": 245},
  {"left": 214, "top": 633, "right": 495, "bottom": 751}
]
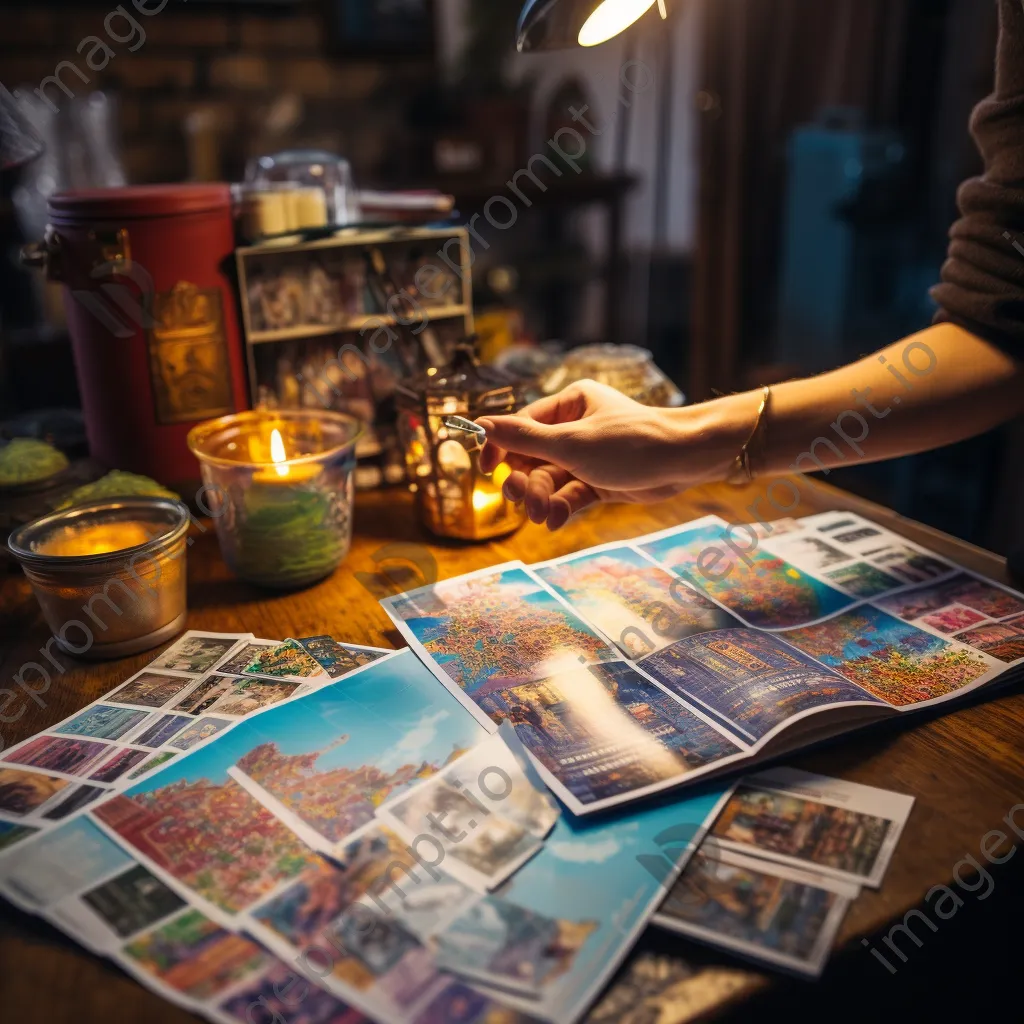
[{"left": 36, "top": 521, "right": 158, "bottom": 558}]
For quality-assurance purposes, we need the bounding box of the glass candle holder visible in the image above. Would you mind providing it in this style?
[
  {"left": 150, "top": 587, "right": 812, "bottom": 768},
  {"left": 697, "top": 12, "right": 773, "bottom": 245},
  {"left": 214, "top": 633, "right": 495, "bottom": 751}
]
[
  {"left": 7, "top": 498, "right": 190, "bottom": 660},
  {"left": 187, "top": 410, "right": 362, "bottom": 589},
  {"left": 396, "top": 341, "right": 527, "bottom": 541}
]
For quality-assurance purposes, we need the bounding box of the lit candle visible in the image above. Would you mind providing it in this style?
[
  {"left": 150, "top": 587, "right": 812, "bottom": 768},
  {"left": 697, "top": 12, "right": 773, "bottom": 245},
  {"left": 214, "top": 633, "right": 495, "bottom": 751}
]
[{"left": 189, "top": 411, "right": 361, "bottom": 589}]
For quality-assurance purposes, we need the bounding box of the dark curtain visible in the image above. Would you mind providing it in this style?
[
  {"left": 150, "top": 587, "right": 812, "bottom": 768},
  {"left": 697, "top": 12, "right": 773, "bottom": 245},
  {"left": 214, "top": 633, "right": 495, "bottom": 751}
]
[{"left": 688, "top": 0, "right": 924, "bottom": 400}]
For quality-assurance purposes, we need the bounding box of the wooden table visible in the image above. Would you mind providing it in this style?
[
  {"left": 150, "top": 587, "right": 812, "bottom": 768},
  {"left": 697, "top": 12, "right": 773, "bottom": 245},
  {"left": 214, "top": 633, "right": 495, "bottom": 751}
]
[{"left": 2, "top": 479, "right": 1022, "bottom": 1023}]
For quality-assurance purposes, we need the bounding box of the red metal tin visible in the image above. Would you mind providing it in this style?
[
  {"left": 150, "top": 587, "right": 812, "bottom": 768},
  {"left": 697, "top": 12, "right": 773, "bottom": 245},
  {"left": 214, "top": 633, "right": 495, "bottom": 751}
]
[{"left": 44, "top": 184, "right": 249, "bottom": 487}]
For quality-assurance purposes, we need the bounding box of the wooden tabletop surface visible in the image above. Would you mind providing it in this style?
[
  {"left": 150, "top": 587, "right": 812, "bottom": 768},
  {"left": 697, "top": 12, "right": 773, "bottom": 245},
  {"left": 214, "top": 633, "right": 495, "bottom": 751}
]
[{"left": 2, "top": 477, "right": 1021, "bottom": 1023}]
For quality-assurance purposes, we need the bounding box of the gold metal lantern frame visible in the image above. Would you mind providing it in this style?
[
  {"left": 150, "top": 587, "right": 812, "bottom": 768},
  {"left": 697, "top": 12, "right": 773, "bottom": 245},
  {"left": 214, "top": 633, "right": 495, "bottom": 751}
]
[{"left": 396, "top": 341, "right": 527, "bottom": 541}]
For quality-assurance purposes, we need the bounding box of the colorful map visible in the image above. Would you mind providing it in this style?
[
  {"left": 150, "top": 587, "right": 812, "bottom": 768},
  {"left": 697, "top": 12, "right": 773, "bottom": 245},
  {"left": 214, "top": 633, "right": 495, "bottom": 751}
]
[
  {"left": 783, "top": 605, "right": 992, "bottom": 706},
  {"left": 640, "top": 524, "right": 852, "bottom": 629},
  {"left": 388, "top": 567, "right": 618, "bottom": 696},
  {"left": 536, "top": 547, "right": 739, "bottom": 658}
]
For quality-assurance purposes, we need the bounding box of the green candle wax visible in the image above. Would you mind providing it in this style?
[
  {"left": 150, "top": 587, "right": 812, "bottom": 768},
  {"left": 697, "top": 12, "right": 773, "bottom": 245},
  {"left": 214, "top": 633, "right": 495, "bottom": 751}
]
[{"left": 233, "top": 483, "right": 348, "bottom": 588}]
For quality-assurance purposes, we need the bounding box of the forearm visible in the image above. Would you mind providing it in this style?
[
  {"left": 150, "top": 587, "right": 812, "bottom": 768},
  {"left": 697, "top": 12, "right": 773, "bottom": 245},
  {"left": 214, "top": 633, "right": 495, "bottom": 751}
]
[{"left": 679, "top": 323, "right": 1024, "bottom": 482}]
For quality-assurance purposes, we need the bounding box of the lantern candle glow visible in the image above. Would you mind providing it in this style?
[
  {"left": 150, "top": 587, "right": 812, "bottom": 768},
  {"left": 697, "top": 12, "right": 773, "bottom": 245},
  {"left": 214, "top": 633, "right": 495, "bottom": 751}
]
[{"left": 396, "top": 341, "right": 526, "bottom": 541}]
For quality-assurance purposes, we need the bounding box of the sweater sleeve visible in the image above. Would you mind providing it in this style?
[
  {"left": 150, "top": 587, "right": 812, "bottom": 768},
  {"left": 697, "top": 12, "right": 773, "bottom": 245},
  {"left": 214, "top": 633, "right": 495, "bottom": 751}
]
[{"left": 931, "top": 0, "right": 1024, "bottom": 357}]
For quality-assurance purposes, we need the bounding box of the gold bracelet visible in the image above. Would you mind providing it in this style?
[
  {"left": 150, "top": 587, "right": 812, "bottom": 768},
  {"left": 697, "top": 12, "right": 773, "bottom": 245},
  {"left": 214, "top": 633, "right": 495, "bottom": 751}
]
[{"left": 726, "top": 386, "right": 771, "bottom": 486}]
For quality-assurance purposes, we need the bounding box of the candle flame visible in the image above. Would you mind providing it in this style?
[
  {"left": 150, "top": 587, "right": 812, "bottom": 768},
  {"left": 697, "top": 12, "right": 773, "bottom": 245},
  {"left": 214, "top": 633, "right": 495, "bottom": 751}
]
[{"left": 270, "top": 428, "right": 290, "bottom": 478}]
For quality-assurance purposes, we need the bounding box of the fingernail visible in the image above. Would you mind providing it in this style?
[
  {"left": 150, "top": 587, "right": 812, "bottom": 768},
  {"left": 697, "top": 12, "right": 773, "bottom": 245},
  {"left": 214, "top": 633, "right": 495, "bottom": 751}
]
[{"left": 476, "top": 418, "right": 495, "bottom": 434}]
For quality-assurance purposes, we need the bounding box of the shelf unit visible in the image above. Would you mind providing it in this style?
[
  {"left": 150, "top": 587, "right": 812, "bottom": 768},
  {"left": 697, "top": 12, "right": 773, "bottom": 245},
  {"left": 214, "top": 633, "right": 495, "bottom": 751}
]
[{"left": 235, "top": 225, "right": 475, "bottom": 404}]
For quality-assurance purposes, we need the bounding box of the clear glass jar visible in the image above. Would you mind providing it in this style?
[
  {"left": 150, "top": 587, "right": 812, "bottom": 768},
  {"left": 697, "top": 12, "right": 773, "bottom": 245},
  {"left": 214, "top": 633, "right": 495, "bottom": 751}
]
[
  {"left": 7, "top": 498, "right": 190, "bottom": 660},
  {"left": 244, "top": 150, "right": 360, "bottom": 228},
  {"left": 187, "top": 410, "right": 362, "bottom": 589}
]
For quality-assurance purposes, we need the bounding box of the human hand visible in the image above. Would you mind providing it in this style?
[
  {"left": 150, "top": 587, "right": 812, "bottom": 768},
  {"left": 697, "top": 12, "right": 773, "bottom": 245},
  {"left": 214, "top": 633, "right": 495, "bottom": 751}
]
[{"left": 477, "top": 380, "right": 733, "bottom": 530}]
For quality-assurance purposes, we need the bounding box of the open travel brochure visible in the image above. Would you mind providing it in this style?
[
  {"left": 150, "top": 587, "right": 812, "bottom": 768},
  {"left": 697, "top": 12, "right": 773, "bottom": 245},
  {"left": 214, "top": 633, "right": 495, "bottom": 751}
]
[{"left": 382, "top": 511, "right": 1024, "bottom": 815}]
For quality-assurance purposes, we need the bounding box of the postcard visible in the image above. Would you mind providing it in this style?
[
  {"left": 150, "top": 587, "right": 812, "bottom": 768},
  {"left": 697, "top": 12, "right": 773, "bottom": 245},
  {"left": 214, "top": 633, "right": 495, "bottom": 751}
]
[
  {"left": 249, "top": 829, "right": 450, "bottom": 1018},
  {"left": 640, "top": 628, "right": 883, "bottom": 743},
  {"left": 3, "top": 734, "right": 113, "bottom": 777},
  {"left": 709, "top": 768, "right": 914, "bottom": 887},
  {"left": 240, "top": 640, "right": 328, "bottom": 681},
  {"left": 0, "top": 817, "right": 132, "bottom": 908},
  {"left": 54, "top": 705, "right": 149, "bottom": 742},
  {"left": 473, "top": 660, "right": 744, "bottom": 813},
  {"left": 124, "top": 907, "right": 270, "bottom": 999},
  {"left": 217, "top": 640, "right": 282, "bottom": 676},
  {"left": 823, "top": 561, "right": 904, "bottom": 598},
  {"left": 89, "top": 748, "right": 151, "bottom": 784},
  {"left": 217, "top": 960, "right": 369, "bottom": 1024},
  {"left": 446, "top": 726, "right": 560, "bottom": 841},
  {"left": 457, "top": 786, "right": 732, "bottom": 1023},
  {"left": 377, "top": 732, "right": 558, "bottom": 893},
  {"left": 132, "top": 714, "right": 194, "bottom": 749},
  {"left": 535, "top": 544, "right": 740, "bottom": 659},
  {"left": 0, "top": 767, "right": 71, "bottom": 816},
  {"left": 953, "top": 623, "right": 1024, "bottom": 663},
  {"left": 41, "top": 783, "right": 106, "bottom": 821},
  {"left": 783, "top": 605, "right": 995, "bottom": 708},
  {"left": 172, "top": 673, "right": 238, "bottom": 715},
  {"left": 93, "top": 754, "right": 319, "bottom": 915},
  {"left": 382, "top": 563, "right": 620, "bottom": 711},
  {"left": 637, "top": 520, "right": 852, "bottom": 630},
  {"left": 298, "top": 636, "right": 390, "bottom": 679},
  {"left": 52, "top": 863, "right": 186, "bottom": 947},
  {"left": 0, "top": 821, "right": 38, "bottom": 853},
  {"left": 148, "top": 631, "right": 252, "bottom": 676},
  {"left": 653, "top": 842, "right": 857, "bottom": 978},
  {"left": 877, "top": 572, "right": 1024, "bottom": 624},
  {"left": 432, "top": 896, "right": 564, "bottom": 995},
  {"left": 206, "top": 677, "right": 302, "bottom": 718},
  {"left": 108, "top": 671, "right": 199, "bottom": 709},
  {"left": 125, "top": 752, "right": 177, "bottom": 781},
  {"left": 169, "top": 717, "right": 232, "bottom": 751},
  {"left": 229, "top": 651, "right": 486, "bottom": 851}
]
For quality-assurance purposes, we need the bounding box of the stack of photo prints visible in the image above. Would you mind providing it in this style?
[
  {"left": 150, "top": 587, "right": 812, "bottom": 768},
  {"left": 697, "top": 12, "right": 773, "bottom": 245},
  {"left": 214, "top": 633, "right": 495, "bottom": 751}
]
[{"left": 1, "top": 510, "right": 1022, "bottom": 1023}]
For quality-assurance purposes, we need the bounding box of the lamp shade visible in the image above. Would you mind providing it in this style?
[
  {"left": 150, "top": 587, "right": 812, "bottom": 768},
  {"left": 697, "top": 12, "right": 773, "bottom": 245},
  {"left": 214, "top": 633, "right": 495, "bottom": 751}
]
[{"left": 517, "top": 0, "right": 667, "bottom": 52}]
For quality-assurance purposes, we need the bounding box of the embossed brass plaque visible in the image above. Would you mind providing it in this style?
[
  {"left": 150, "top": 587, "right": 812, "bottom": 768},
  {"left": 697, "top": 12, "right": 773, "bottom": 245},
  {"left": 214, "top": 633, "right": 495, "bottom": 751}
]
[{"left": 148, "top": 282, "right": 235, "bottom": 425}]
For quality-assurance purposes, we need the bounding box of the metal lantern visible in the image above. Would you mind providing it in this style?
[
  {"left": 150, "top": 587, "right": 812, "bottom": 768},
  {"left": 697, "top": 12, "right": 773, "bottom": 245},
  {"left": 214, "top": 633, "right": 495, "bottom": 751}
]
[{"left": 396, "top": 339, "right": 527, "bottom": 541}]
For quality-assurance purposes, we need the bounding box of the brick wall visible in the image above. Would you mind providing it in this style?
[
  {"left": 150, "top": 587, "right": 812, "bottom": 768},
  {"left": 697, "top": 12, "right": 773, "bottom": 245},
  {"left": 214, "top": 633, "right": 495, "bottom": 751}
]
[{"left": 0, "top": 1, "right": 436, "bottom": 184}]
